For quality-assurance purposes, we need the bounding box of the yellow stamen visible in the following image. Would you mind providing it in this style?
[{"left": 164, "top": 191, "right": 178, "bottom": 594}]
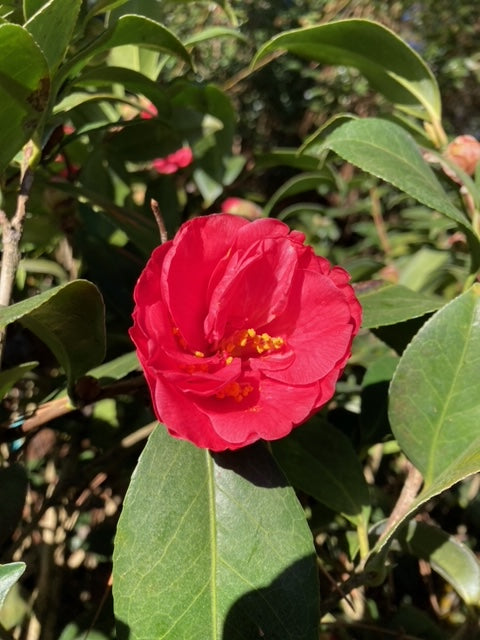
[
  {"left": 221, "top": 328, "right": 284, "bottom": 360},
  {"left": 216, "top": 381, "right": 254, "bottom": 403}
]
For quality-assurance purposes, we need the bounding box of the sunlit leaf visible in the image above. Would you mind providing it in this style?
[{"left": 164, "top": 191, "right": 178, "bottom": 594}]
[
  {"left": 324, "top": 119, "right": 471, "bottom": 231},
  {"left": 0, "top": 563, "right": 25, "bottom": 609},
  {"left": 24, "top": 0, "right": 81, "bottom": 70},
  {"left": 0, "top": 23, "right": 49, "bottom": 173},
  {"left": 113, "top": 426, "right": 319, "bottom": 639},
  {"left": 389, "top": 284, "right": 480, "bottom": 489},
  {"left": 357, "top": 282, "right": 444, "bottom": 328}
]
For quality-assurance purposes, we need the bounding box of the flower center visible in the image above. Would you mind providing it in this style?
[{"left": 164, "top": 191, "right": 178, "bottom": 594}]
[
  {"left": 215, "top": 381, "right": 254, "bottom": 403},
  {"left": 221, "top": 328, "right": 284, "bottom": 363}
]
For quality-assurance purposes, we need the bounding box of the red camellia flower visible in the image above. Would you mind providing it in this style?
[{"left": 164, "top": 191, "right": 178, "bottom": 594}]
[
  {"left": 152, "top": 147, "right": 193, "bottom": 175},
  {"left": 130, "top": 214, "right": 361, "bottom": 451}
]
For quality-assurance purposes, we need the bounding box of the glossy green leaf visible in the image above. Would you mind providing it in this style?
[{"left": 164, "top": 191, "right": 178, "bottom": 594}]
[
  {"left": 390, "top": 285, "right": 480, "bottom": 491},
  {"left": 24, "top": 0, "right": 81, "bottom": 70},
  {"left": 0, "top": 563, "right": 25, "bottom": 609},
  {"left": 253, "top": 19, "right": 441, "bottom": 120},
  {"left": 0, "top": 281, "right": 105, "bottom": 386},
  {"left": 0, "top": 23, "right": 49, "bottom": 173},
  {"left": 113, "top": 426, "right": 318, "bottom": 640},
  {"left": 0, "top": 362, "right": 38, "bottom": 400},
  {"left": 399, "top": 521, "right": 480, "bottom": 605},
  {"left": 272, "top": 420, "right": 370, "bottom": 527},
  {"left": 357, "top": 282, "right": 444, "bottom": 329},
  {"left": 324, "top": 119, "right": 471, "bottom": 231}
]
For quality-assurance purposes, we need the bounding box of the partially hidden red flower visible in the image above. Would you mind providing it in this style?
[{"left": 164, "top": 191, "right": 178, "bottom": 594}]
[
  {"left": 139, "top": 102, "right": 158, "bottom": 120},
  {"left": 152, "top": 147, "right": 193, "bottom": 175},
  {"left": 130, "top": 214, "right": 361, "bottom": 451}
]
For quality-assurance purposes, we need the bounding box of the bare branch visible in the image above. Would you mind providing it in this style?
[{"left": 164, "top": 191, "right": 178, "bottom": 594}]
[{"left": 0, "top": 145, "right": 36, "bottom": 364}]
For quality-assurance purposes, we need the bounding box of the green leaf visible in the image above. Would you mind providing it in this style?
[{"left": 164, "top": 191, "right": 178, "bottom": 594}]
[
  {"left": 88, "top": 351, "right": 139, "bottom": 381},
  {"left": 357, "top": 282, "right": 444, "bottom": 329},
  {"left": 0, "top": 23, "right": 49, "bottom": 173},
  {"left": 263, "top": 171, "right": 335, "bottom": 217},
  {"left": 0, "top": 362, "right": 38, "bottom": 400},
  {"left": 255, "top": 149, "right": 322, "bottom": 172},
  {"left": 253, "top": 19, "right": 440, "bottom": 121},
  {"left": 324, "top": 118, "right": 471, "bottom": 231},
  {"left": 24, "top": 0, "right": 81, "bottom": 71},
  {"left": 272, "top": 420, "right": 370, "bottom": 527},
  {"left": 113, "top": 426, "right": 319, "bottom": 640},
  {"left": 0, "top": 281, "right": 106, "bottom": 386},
  {"left": 71, "top": 66, "right": 170, "bottom": 116},
  {"left": 23, "top": 0, "right": 45, "bottom": 19},
  {"left": 389, "top": 285, "right": 480, "bottom": 491},
  {"left": 0, "top": 563, "right": 25, "bottom": 609},
  {"left": 185, "top": 26, "right": 248, "bottom": 47},
  {"left": 63, "top": 14, "right": 191, "bottom": 81},
  {"left": 399, "top": 521, "right": 480, "bottom": 606}
]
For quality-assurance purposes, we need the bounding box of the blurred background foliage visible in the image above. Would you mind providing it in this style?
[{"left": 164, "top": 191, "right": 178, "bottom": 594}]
[{"left": 1, "top": 0, "right": 480, "bottom": 639}]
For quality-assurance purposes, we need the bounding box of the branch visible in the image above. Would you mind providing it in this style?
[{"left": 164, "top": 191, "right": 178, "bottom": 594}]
[
  {"left": 379, "top": 459, "right": 423, "bottom": 543},
  {"left": 0, "top": 145, "right": 36, "bottom": 364}
]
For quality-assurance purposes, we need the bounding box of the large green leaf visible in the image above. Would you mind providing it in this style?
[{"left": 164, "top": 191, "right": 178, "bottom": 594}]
[
  {"left": 0, "top": 23, "right": 49, "bottom": 173},
  {"left": 0, "top": 563, "right": 25, "bottom": 609},
  {"left": 389, "top": 284, "right": 480, "bottom": 489},
  {"left": 370, "top": 283, "right": 480, "bottom": 555},
  {"left": 324, "top": 118, "right": 472, "bottom": 231},
  {"left": 24, "top": 0, "right": 81, "bottom": 70},
  {"left": 0, "top": 281, "right": 105, "bottom": 386},
  {"left": 357, "top": 282, "right": 444, "bottom": 328},
  {"left": 113, "top": 426, "right": 319, "bottom": 640},
  {"left": 272, "top": 420, "right": 370, "bottom": 527},
  {"left": 253, "top": 19, "right": 440, "bottom": 121}
]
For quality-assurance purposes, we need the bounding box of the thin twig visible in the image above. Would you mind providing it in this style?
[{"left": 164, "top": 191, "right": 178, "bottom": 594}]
[
  {"left": 319, "top": 571, "right": 369, "bottom": 618},
  {"left": 0, "top": 144, "right": 35, "bottom": 365},
  {"left": 150, "top": 199, "right": 168, "bottom": 244}
]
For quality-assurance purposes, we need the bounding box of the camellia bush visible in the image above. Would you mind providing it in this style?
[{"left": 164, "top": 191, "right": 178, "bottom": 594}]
[{"left": 1, "top": 1, "right": 480, "bottom": 639}]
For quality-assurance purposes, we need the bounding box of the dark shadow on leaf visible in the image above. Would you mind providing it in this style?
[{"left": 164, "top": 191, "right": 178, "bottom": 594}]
[
  {"left": 213, "top": 441, "right": 289, "bottom": 489},
  {"left": 115, "top": 617, "right": 131, "bottom": 640},
  {"left": 221, "top": 555, "right": 319, "bottom": 640}
]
